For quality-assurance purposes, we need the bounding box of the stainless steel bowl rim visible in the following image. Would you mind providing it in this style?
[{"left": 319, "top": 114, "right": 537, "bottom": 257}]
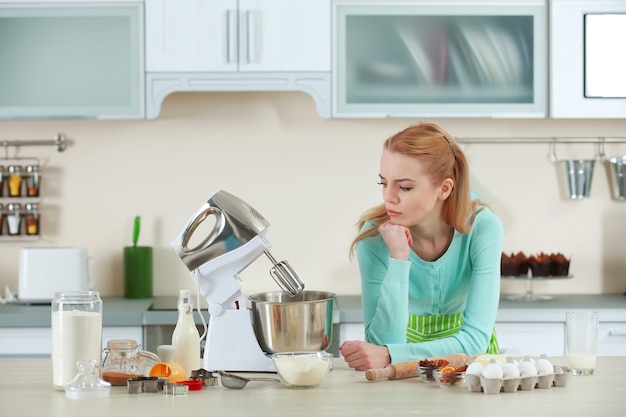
[{"left": 248, "top": 290, "right": 336, "bottom": 304}]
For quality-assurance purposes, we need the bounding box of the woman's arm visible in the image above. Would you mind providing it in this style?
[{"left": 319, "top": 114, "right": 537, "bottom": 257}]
[{"left": 357, "top": 238, "right": 411, "bottom": 346}]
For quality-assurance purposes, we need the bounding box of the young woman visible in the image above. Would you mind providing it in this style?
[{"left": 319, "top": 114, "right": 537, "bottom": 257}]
[{"left": 340, "top": 123, "right": 503, "bottom": 371}]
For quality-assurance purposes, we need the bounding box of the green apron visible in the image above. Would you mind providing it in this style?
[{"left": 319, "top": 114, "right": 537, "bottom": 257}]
[{"left": 406, "top": 312, "right": 499, "bottom": 354}]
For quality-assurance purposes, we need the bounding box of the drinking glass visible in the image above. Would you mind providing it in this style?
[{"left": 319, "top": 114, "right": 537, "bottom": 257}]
[{"left": 565, "top": 311, "right": 598, "bottom": 376}]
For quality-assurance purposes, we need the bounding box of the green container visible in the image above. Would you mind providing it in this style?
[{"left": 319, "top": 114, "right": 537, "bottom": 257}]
[{"left": 123, "top": 246, "right": 153, "bottom": 299}]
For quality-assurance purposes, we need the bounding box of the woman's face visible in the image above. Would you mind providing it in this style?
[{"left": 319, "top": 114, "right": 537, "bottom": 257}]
[{"left": 379, "top": 149, "right": 443, "bottom": 227}]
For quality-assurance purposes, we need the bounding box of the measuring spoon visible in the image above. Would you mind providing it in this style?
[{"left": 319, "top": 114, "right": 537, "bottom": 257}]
[{"left": 218, "top": 371, "right": 280, "bottom": 389}]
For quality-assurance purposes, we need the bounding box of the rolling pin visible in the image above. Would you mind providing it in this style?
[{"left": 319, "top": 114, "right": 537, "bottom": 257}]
[
  {"left": 365, "top": 354, "right": 477, "bottom": 382},
  {"left": 365, "top": 360, "right": 421, "bottom": 381}
]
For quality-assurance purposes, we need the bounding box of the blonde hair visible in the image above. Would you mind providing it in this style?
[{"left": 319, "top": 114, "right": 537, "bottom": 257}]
[{"left": 350, "top": 122, "right": 484, "bottom": 254}]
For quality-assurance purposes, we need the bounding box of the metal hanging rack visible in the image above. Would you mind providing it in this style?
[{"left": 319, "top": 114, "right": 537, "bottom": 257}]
[
  {"left": 1, "top": 133, "right": 67, "bottom": 154},
  {"left": 456, "top": 137, "right": 626, "bottom": 144}
]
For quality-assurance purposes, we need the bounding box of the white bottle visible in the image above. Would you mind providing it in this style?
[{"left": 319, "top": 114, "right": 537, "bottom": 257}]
[{"left": 171, "top": 289, "right": 200, "bottom": 378}]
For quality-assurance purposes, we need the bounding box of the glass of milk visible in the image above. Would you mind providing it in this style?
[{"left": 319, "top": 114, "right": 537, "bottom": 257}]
[
  {"left": 565, "top": 311, "right": 599, "bottom": 376},
  {"left": 51, "top": 291, "right": 103, "bottom": 389}
]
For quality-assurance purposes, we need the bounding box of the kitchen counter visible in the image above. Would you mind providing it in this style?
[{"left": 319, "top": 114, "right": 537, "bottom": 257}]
[
  {"left": 337, "top": 294, "right": 626, "bottom": 323},
  {"left": 1, "top": 357, "right": 624, "bottom": 416},
  {"left": 1, "top": 294, "right": 624, "bottom": 328}
]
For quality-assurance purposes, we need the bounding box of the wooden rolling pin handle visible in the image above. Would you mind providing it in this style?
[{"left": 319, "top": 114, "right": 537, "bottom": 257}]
[{"left": 365, "top": 366, "right": 395, "bottom": 381}]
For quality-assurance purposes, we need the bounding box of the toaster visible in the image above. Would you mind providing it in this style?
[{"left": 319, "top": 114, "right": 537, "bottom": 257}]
[{"left": 18, "top": 247, "right": 91, "bottom": 304}]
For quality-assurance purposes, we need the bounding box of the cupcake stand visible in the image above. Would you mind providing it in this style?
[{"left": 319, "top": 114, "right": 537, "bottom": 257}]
[{"left": 502, "top": 273, "right": 573, "bottom": 302}]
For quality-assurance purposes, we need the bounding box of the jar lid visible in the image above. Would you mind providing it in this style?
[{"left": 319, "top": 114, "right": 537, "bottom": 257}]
[
  {"left": 7, "top": 203, "right": 21, "bottom": 211},
  {"left": 65, "top": 359, "right": 111, "bottom": 400},
  {"left": 8, "top": 165, "right": 22, "bottom": 173},
  {"left": 26, "top": 165, "right": 39, "bottom": 173},
  {"left": 25, "top": 203, "right": 39, "bottom": 211},
  {"left": 107, "top": 339, "right": 139, "bottom": 350}
]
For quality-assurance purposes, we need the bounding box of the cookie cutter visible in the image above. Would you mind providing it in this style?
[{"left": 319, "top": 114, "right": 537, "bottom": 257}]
[
  {"left": 191, "top": 368, "right": 218, "bottom": 387},
  {"left": 127, "top": 376, "right": 161, "bottom": 394},
  {"left": 164, "top": 383, "right": 189, "bottom": 396}
]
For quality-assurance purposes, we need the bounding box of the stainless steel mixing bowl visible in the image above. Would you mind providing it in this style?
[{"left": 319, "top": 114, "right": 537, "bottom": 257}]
[{"left": 248, "top": 291, "right": 336, "bottom": 354}]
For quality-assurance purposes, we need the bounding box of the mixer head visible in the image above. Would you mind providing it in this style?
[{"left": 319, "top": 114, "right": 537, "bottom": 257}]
[
  {"left": 171, "top": 190, "right": 270, "bottom": 272},
  {"left": 171, "top": 189, "right": 304, "bottom": 297}
]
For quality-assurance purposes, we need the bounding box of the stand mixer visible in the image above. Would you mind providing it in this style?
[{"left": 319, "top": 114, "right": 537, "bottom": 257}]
[{"left": 170, "top": 189, "right": 305, "bottom": 372}]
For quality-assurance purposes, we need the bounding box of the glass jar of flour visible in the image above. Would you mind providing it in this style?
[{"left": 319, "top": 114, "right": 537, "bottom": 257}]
[{"left": 51, "top": 291, "right": 103, "bottom": 389}]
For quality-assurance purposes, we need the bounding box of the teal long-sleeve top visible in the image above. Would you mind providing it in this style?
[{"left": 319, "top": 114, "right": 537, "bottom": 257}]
[{"left": 355, "top": 207, "right": 504, "bottom": 363}]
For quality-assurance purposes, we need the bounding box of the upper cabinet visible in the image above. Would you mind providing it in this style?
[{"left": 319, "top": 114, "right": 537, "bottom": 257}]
[
  {"left": 146, "top": 0, "right": 330, "bottom": 72},
  {"left": 144, "top": 0, "right": 332, "bottom": 118},
  {"left": 550, "top": 0, "right": 626, "bottom": 118},
  {"left": 332, "top": 0, "right": 547, "bottom": 118},
  {"left": 0, "top": 1, "right": 144, "bottom": 120}
]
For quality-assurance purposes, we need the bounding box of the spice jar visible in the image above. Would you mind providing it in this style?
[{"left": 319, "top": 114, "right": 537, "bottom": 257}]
[
  {"left": 24, "top": 203, "right": 40, "bottom": 235},
  {"left": 0, "top": 166, "right": 5, "bottom": 197},
  {"left": 25, "top": 165, "right": 41, "bottom": 197},
  {"left": 7, "top": 165, "right": 23, "bottom": 197},
  {"left": 6, "top": 203, "right": 22, "bottom": 235},
  {"left": 0, "top": 203, "right": 4, "bottom": 235},
  {"left": 101, "top": 339, "right": 160, "bottom": 386}
]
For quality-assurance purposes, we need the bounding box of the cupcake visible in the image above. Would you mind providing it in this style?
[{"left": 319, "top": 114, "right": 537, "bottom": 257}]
[
  {"left": 511, "top": 252, "right": 529, "bottom": 276},
  {"left": 529, "top": 253, "right": 551, "bottom": 277},
  {"left": 549, "top": 253, "right": 571, "bottom": 276},
  {"left": 501, "top": 253, "right": 515, "bottom": 276}
]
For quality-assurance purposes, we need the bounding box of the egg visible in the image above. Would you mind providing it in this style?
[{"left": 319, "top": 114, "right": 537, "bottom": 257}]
[
  {"left": 502, "top": 362, "right": 521, "bottom": 379},
  {"left": 466, "top": 361, "right": 484, "bottom": 376},
  {"left": 536, "top": 355, "right": 554, "bottom": 375},
  {"left": 482, "top": 359, "right": 504, "bottom": 379},
  {"left": 518, "top": 359, "right": 538, "bottom": 377}
]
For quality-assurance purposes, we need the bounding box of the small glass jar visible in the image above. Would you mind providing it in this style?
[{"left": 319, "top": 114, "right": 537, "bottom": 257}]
[
  {"left": 25, "top": 165, "right": 41, "bottom": 197},
  {"left": 51, "top": 291, "right": 103, "bottom": 389},
  {"left": 24, "top": 203, "right": 40, "bottom": 235},
  {"left": 6, "top": 203, "right": 22, "bottom": 235},
  {"left": 101, "top": 339, "right": 159, "bottom": 386},
  {"left": 7, "top": 165, "right": 23, "bottom": 197},
  {"left": 0, "top": 166, "right": 5, "bottom": 197},
  {"left": 0, "top": 203, "right": 4, "bottom": 235}
]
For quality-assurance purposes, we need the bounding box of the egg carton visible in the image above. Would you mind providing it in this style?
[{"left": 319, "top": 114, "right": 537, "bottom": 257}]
[{"left": 466, "top": 365, "right": 572, "bottom": 395}]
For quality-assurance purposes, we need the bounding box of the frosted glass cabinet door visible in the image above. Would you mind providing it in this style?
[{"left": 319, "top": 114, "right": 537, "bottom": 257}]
[
  {"left": 0, "top": 3, "right": 144, "bottom": 119},
  {"left": 333, "top": 1, "right": 547, "bottom": 118}
]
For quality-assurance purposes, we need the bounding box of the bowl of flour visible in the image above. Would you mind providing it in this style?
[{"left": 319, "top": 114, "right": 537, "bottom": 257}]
[{"left": 271, "top": 351, "right": 333, "bottom": 389}]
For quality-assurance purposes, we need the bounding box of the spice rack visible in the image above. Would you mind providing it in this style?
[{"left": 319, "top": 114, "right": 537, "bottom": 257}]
[{"left": 0, "top": 133, "right": 66, "bottom": 242}]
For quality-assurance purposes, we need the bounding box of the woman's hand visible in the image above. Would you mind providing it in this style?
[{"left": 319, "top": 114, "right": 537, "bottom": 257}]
[
  {"left": 378, "top": 221, "right": 413, "bottom": 260},
  {"left": 339, "top": 340, "right": 391, "bottom": 371}
]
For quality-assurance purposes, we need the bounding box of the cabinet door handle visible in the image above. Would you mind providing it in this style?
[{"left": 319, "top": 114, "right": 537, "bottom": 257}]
[
  {"left": 226, "top": 9, "right": 238, "bottom": 64},
  {"left": 245, "top": 10, "right": 257, "bottom": 64},
  {"left": 608, "top": 330, "right": 626, "bottom": 337}
]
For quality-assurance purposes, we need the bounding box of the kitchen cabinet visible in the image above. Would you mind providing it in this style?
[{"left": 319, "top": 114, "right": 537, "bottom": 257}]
[
  {"left": 496, "top": 322, "right": 564, "bottom": 356},
  {"left": 550, "top": 0, "right": 626, "bottom": 118},
  {"left": 332, "top": 0, "right": 547, "bottom": 118},
  {"left": 0, "top": 1, "right": 144, "bottom": 119},
  {"left": 599, "top": 322, "right": 626, "bottom": 356},
  {"left": 0, "top": 326, "right": 143, "bottom": 357},
  {"left": 144, "top": 0, "right": 332, "bottom": 119}
]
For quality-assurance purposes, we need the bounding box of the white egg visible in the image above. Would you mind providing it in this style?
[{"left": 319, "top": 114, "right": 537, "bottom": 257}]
[
  {"left": 518, "top": 360, "right": 538, "bottom": 377},
  {"left": 482, "top": 360, "right": 504, "bottom": 379},
  {"left": 536, "top": 356, "right": 554, "bottom": 375},
  {"left": 466, "top": 361, "right": 484, "bottom": 376},
  {"left": 502, "top": 362, "right": 521, "bottom": 378}
]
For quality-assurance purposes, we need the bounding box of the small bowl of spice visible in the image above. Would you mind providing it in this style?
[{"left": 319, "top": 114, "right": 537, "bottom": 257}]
[
  {"left": 417, "top": 358, "right": 449, "bottom": 384},
  {"left": 433, "top": 365, "right": 468, "bottom": 388},
  {"left": 271, "top": 351, "right": 333, "bottom": 389}
]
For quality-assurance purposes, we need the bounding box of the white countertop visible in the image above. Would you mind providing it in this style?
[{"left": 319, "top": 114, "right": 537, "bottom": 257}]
[{"left": 1, "top": 357, "right": 624, "bottom": 416}]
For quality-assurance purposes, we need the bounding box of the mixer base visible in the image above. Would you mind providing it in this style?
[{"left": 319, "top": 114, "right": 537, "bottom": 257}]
[{"left": 204, "top": 308, "right": 274, "bottom": 372}]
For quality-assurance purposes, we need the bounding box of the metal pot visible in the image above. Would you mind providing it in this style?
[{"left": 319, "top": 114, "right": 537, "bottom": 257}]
[
  {"left": 607, "top": 156, "right": 626, "bottom": 201},
  {"left": 248, "top": 291, "right": 336, "bottom": 354}
]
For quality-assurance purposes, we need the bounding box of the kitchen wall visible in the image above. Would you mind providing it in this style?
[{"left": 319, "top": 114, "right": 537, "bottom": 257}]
[{"left": 1, "top": 92, "right": 625, "bottom": 299}]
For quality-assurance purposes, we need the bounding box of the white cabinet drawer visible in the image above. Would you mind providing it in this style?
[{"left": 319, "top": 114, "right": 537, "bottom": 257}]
[
  {"left": 599, "top": 323, "right": 626, "bottom": 356},
  {"left": 495, "top": 322, "right": 565, "bottom": 356}
]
